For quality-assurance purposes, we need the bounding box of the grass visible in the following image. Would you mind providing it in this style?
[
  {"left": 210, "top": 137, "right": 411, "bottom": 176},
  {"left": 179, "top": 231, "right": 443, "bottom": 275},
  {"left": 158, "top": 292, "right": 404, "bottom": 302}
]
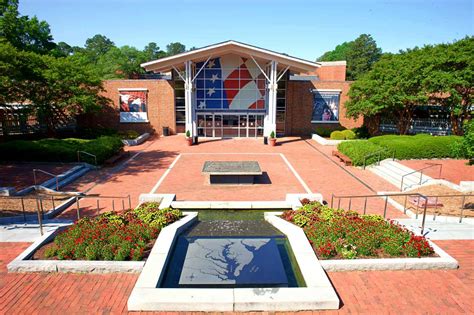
[{"left": 0, "top": 136, "right": 124, "bottom": 164}]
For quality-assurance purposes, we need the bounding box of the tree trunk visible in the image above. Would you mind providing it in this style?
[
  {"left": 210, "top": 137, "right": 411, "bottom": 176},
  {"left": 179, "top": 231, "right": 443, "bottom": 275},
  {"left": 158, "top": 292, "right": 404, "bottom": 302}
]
[
  {"left": 396, "top": 106, "right": 414, "bottom": 135},
  {"left": 363, "top": 115, "right": 381, "bottom": 136}
]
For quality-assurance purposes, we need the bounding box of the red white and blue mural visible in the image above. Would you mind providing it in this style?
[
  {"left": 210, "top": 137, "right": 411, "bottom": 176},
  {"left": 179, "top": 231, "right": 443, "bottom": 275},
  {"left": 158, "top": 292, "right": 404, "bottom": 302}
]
[{"left": 195, "top": 55, "right": 266, "bottom": 110}]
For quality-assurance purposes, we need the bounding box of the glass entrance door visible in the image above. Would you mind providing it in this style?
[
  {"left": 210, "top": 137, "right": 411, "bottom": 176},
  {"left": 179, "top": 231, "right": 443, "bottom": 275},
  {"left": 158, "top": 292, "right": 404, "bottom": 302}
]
[{"left": 197, "top": 113, "right": 264, "bottom": 138}]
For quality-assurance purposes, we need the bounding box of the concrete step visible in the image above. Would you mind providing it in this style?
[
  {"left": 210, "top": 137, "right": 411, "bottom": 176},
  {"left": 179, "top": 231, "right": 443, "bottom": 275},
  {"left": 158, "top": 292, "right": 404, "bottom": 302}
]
[
  {"left": 369, "top": 160, "right": 434, "bottom": 191},
  {"left": 42, "top": 164, "right": 91, "bottom": 190}
]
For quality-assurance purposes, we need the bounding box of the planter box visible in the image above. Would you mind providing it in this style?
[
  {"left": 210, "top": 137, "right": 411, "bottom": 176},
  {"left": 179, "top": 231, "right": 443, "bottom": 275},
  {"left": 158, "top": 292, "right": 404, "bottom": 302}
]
[
  {"left": 122, "top": 133, "right": 150, "bottom": 146},
  {"left": 312, "top": 133, "right": 347, "bottom": 146}
]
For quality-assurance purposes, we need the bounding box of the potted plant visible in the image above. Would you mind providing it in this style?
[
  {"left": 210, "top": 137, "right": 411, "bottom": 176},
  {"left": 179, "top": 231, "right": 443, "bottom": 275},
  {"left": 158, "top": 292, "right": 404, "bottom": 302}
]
[
  {"left": 269, "top": 131, "right": 277, "bottom": 146},
  {"left": 185, "top": 130, "right": 193, "bottom": 146}
]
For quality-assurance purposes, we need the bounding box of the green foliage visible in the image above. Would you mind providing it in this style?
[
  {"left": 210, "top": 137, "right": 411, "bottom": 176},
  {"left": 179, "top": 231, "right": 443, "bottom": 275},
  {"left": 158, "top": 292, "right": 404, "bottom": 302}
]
[
  {"left": 314, "top": 125, "right": 345, "bottom": 137},
  {"left": 0, "top": 136, "right": 123, "bottom": 164},
  {"left": 347, "top": 37, "right": 473, "bottom": 135},
  {"left": 185, "top": 130, "right": 191, "bottom": 137},
  {"left": 341, "top": 129, "right": 357, "bottom": 140},
  {"left": 352, "top": 126, "right": 370, "bottom": 139},
  {"left": 451, "top": 120, "right": 474, "bottom": 163},
  {"left": 281, "top": 202, "right": 434, "bottom": 259},
  {"left": 338, "top": 134, "right": 464, "bottom": 165},
  {"left": 337, "top": 140, "right": 388, "bottom": 166},
  {"left": 318, "top": 34, "right": 382, "bottom": 80},
  {"left": 0, "top": 0, "right": 56, "bottom": 54},
  {"left": 45, "top": 206, "right": 182, "bottom": 261},
  {"left": 369, "top": 134, "right": 463, "bottom": 159},
  {"left": 270, "top": 131, "right": 276, "bottom": 138},
  {"left": 330, "top": 130, "right": 345, "bottom": 140},
  {"left": 166, "top": 42, "right": 186, "bottom": 56}
]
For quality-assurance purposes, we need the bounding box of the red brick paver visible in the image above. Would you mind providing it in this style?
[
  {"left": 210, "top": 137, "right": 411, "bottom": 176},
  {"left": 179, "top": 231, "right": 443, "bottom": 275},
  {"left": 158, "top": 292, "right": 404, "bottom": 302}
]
[
  {"left": 400, "top": 159, "right": 473, "bottom": 185},
  {"left": 1, "top": 240, "right": 472, "bottom": 314}
]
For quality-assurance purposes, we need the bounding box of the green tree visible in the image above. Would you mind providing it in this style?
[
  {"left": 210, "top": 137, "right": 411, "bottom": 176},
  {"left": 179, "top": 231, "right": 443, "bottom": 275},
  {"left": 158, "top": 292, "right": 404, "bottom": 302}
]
[
  {"left": 346, "top": 38, "right": 473, "bottom": 135},
  {"left": 84, "top": 34, "right": 115, "bottom": 63},
  {"left": 166, "top": 42, "right": 186, "bottom": 56},
  {"left": 0, "top": 0, "right": 56, "bottom": 54},
  {"left": 0, "top": 42, "right": 108, "bottom": 134},
  {"left": 143, "top": 42, "right": 166, "bottom": 60},
  {"left": 318, "top": 34, "right": 382, "bottom": 80}
]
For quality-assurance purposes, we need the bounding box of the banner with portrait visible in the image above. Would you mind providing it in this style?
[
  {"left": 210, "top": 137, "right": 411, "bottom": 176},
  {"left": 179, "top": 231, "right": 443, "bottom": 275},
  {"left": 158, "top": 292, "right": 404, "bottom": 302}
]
[
  {"left": 311, "top": 90, "right": 340, "bottom": 122},
  {"left": 119, "top": 89, "right": 148, "bottom": 123}
]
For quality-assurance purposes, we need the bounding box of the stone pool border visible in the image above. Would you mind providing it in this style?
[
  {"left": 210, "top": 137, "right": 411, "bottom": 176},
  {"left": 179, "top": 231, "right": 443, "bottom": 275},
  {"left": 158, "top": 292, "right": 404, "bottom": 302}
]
[{"left": 127, "top": 210, "right": 340, "bottom": 312}]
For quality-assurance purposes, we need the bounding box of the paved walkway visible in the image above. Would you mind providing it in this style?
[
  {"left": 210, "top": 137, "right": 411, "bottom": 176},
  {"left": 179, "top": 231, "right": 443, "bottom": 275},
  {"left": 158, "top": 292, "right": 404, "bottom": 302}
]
[
  {"left": 53, "top": 136, "right": 406, "bottom": 219},
  {"left": 1, "top": 240, "right": 472, "bottom": 314}
]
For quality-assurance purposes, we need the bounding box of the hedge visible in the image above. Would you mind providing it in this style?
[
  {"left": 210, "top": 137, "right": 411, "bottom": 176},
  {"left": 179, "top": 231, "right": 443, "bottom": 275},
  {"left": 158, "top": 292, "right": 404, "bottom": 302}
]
[
  {"left": 368, "top": 134, "right": 463, "bottom": 160},
  {"left": 0, "top": 136, "right": 124, "bottom": 164},
  {"left": 337, "top": 140, "right": 390, "bottom": 166},
  {"left": 337, "top": 134, "right": 464, "bottom": 166}
]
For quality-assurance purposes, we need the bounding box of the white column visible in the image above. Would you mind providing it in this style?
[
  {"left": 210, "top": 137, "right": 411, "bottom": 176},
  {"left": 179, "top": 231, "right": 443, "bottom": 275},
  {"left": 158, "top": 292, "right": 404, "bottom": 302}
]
[
  {"left": 184, "top": 60, "right": 194, "bottom": 140},
  {"left": 264, "top": 60, "right": 278, "bottom": 137}
]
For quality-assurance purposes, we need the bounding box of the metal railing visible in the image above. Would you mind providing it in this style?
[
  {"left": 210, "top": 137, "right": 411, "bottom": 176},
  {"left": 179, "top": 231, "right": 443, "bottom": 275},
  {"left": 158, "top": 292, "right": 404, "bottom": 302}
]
[
  {"left": 73, "top": 194, "right": 132, "bottom": 220},
  {"left": 33, "top": 169, "right": 59, "bottom": 190},
  {"left": 400, "top": 163, "right": 442, "bottom": 191},
  {"left": 0, "top": 193, "right": 132, "bottom": 236},
  {"left": 331, "top": 192, "right": 473, "bottom": 234},
  {"left": 362, "top": 149, "right": 395, "bottom": 169},
  {"left": 77, "top": 150, "right": 97, "bottom": 166}
]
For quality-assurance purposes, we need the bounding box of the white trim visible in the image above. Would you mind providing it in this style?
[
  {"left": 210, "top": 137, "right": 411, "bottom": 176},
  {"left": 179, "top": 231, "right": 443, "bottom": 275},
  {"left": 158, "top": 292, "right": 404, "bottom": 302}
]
[
  {"left": 141, "top": 40, "right": 319, "bottom": 73},
  {"left": 318, "top": 61, "right": 347, "bottom": 66},
  {"left": 312, "top": 89, "right": 342, "bottom": 93},
  {"left": 311, "top": 120, "right": 340, "bottom": 124},
  {"left": 150, "top": 154, "right": 182, "bottom": 193},
  {"left": 118, "top": 88, "right": 148, "bottom": 92},
  {"left": 279, "top": 153, "right": 313, "bottom": 194}
]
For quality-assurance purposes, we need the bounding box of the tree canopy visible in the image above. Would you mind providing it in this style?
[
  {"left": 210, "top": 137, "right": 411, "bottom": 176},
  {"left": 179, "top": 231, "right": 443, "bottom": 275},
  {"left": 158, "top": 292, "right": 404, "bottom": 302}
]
[
  {"left": 318, "top": 34, "right": 382, "bottom": 80},
  {"left": 346, "top": 37, "right": 473, "bottom": 135}
]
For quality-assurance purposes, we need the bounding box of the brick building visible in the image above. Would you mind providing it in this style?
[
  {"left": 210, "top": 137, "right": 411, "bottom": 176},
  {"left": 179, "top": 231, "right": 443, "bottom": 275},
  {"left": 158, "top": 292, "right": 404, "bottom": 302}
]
[{"left": 89, "top": 41, "right": 361, "bottom": 140}]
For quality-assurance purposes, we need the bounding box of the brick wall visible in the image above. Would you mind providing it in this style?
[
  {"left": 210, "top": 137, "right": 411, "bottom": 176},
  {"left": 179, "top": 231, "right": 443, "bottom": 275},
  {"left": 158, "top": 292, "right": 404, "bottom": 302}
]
[
  {"left": 285, "top": 80, "right": 362, "bottom": 136},
  {"left": 78, "top": 79, "right": 176, "bottom": 136},
  {"left": 306, "top": 62, "right": 347, "bottom": 81}
]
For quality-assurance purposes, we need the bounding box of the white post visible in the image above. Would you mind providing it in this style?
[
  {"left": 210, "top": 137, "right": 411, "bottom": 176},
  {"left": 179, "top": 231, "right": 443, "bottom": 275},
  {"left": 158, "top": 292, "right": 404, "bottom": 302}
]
[
  {"left": 184, "top": 60, "right": 194, "bottom": 141},
  {"left": 264, "top": 60, "right": 278, "bottom": 137}
]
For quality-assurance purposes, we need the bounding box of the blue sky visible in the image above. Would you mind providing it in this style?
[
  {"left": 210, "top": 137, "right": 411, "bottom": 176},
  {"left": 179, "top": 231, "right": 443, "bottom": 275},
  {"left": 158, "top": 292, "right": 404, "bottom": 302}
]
[{"left": 20, "top": 0, "right": 473, "bottom": 61}]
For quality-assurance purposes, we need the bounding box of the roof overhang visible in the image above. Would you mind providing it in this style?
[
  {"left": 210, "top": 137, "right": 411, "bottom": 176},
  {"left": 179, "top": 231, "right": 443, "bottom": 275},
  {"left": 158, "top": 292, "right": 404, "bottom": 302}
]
[{"left": 141, "top": 40, "right": 320, "bottom": 74}]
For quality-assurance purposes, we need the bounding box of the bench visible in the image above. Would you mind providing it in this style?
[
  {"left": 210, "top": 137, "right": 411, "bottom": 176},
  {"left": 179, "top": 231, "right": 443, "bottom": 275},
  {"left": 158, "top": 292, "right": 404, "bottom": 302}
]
[
  {"left": 202, "top": 161, "right": 262, "bottom": 185},
  {"left": 332, "top": 150, "right": 352, "bottom": 166}
]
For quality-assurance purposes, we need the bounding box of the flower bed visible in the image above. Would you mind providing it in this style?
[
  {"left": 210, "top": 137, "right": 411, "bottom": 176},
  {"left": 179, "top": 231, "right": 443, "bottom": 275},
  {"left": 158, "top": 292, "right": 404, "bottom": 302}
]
[
  {"left": 281, "top": 201, "right": 434, "bottom": 259},
  {"left": 37, "top": 203, "right": 182, "bottom": 261}
]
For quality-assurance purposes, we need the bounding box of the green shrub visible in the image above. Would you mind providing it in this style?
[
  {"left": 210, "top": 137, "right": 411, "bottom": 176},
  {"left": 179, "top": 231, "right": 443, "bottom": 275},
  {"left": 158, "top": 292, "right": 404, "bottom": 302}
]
[
  {"left": 451, "top": 120, "right": 474, "bottom": 163},
  {"left": 330, "top": 130, "right": 345, "bottom": 140},
  {"left": 315, "top": 126, "right": 345, "bottom": 138},
  {"left": 352, "top": 126, "right": 370, "bottom": 139},
  {"left": 281, "top": 202, "right": 434, "bottom": 259},
  {"left": 368, "top": 134, "right": 463, "bottom": 160},
  {"left": 0, "top": 136, "right": 123, "bottom": 164},
  {"left": 341, "top": 129, "right": 357, "bottom": 140},
  {"left": 337, "top": 140, "right": 389, "bottom": 166}
]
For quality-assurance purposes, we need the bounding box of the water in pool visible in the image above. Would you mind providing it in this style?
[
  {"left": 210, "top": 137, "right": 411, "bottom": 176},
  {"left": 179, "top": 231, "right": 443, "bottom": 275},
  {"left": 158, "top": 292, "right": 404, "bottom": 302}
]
[{"left": 159, "top": 210, "right": 305, "bottom": 288}]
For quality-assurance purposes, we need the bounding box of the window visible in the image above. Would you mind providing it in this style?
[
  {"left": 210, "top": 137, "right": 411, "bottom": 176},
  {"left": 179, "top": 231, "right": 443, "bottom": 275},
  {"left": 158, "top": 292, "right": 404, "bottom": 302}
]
[
  {"left": 311, "top": 90, "right": 340, "bottom": 122},
  {"left": 173, "top": 72, "right": 186, "bottom": 125},
  {"left": 118, "top": 89, "right": 148, "bottom": 123}
]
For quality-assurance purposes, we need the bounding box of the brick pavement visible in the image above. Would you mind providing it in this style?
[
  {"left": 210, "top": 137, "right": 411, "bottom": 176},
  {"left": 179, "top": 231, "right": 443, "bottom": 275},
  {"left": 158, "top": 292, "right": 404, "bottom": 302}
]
[{"left": 1, "top": 240, "right": 472, "bottom": 314}]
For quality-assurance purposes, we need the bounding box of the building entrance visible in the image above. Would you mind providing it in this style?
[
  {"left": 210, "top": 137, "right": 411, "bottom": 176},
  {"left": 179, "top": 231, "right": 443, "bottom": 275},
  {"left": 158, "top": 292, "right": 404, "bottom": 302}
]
[{"left": 197, "top": 113, "right": 264, "bottom": 138}]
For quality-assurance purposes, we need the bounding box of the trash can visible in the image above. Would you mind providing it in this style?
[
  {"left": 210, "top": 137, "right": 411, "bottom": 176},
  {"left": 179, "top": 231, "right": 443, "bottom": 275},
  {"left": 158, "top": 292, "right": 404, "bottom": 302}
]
[{"left": 162, "top": 126, "right": 169, "bottom": 136}]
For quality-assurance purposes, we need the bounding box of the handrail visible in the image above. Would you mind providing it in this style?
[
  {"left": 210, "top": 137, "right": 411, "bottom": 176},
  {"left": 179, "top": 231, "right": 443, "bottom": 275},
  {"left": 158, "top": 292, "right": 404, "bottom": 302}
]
[
  {"left": 331, "top": 192, "right": 473, "bottom": 233},
  {"left": 72, "top": 194, "right": 132, "bottom": 220},
  {"left": 77, "top": 150, "right": 97, "bottom": 166},
  {"left": 400, "top": 163, "right": 442, "bottom": 191},
  {"left": 362, "top": 149, "right": 395, "bottom": 169},
  {"left": 33, "top": 169, "right": 59, "bottom": 190}
]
